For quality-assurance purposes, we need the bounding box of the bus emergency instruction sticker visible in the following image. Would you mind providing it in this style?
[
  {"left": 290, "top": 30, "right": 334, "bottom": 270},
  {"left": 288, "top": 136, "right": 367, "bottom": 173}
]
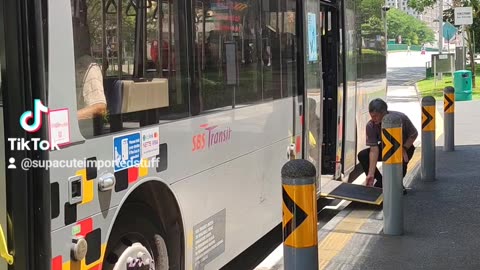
[{"left": 113, "top": 132, "right": 141, "bottom": 172}]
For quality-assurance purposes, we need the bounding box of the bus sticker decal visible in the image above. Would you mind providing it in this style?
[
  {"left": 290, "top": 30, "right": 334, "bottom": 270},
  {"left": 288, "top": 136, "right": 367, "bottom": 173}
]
[
  {"left": 192, "top": 124, "right": 232, "bottom": 152},
  {"left": 141, "top": 127, "right": 160, "bottom": 158},
  {"left": 113, "top": 132, "right": 141, "bottom": 172},
  {"left": 192, "top": 209, "right": 226, "bottom": 269},
  {"left": 48, "top": 108, "right": 70, "bottom": 147}
]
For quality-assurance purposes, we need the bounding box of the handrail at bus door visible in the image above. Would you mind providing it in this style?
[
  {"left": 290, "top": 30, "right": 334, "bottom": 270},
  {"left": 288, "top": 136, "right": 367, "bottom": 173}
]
[{"left": 0, "top": 225, "right": 13, "bottom": 265}]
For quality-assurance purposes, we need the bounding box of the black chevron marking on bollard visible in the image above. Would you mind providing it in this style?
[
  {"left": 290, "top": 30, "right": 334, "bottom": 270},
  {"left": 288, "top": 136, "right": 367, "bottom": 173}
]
[
  {"left": 444, "top": 94, "right": 454, "bottom": 112},
  {"left": 382, "top": 129, "right": 400, "bottom": 161},
  {"left": 422, "top": 107, "right": 433, "bottom": 129},
  {"left": 283, "top": 186, "right": 308, "bottom": 241}
]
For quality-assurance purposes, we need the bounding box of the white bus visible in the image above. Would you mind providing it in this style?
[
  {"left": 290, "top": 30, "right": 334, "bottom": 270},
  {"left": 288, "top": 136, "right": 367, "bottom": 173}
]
[{"left": 0, "top": 0, "right": 386, "bottom": 269}]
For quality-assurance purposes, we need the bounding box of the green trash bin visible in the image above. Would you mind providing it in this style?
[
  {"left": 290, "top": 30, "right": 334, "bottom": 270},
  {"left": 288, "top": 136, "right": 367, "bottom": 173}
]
[{"left": 453, "top": 70, "right": 472, "bottom": 101}]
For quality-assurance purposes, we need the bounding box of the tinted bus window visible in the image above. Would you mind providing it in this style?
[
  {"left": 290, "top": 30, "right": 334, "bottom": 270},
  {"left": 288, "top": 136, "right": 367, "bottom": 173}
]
[
  {"left": 71, "top": 0, "right": 188, "bottom": 138},
  {"left": 193, "top": 0, "right": 296, "bottom": 112}
]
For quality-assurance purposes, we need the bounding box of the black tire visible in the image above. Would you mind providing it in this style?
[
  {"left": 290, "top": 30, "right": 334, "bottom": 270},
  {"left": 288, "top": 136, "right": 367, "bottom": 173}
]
[{"left": 102, "top": 203, "right": 169, "bottom": 270}]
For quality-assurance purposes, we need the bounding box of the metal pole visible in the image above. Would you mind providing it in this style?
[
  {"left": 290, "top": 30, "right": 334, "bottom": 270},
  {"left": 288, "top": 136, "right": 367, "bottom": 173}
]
[
  {"left": 282, "top": 159, "right": 318, "bottom": 269},
  {"left": 462, "top": 25, "right": 466, "bottom": 70},
  {"left": 421, "top": 96, "right": 436, "bottom": 181},
  {"left": 438, "top": 0, "right": 443, "bottom": 54},
  {"left": 444, "top": 86, "right": 455, "bottom": 151},
  {"left": 381, "top": 114, "right": 403, "bottom": 236}
]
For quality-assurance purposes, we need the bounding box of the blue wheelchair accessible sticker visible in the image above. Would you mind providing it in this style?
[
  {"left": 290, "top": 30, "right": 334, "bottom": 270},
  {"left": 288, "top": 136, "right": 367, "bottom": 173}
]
[{"left": 113, "top": 132, "right": 141, "bottom": 172}]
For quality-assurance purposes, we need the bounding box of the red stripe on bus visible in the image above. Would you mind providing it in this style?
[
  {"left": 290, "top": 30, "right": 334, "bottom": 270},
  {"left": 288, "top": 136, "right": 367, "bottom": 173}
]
[
  {"left": 128, "top": 167, "right": 139, "bottom": 184},
  {"left": 51, "top": 256, "right": 62, "bottom": 270},
  {"left": 88, "top": 263, "right": 102, "bottom": 270},
  {"left": 77, "top": 218, "right": 93, "bottom": 236},
  {"left": 296, "top": 136, "right": 301, "bottom": 153}
]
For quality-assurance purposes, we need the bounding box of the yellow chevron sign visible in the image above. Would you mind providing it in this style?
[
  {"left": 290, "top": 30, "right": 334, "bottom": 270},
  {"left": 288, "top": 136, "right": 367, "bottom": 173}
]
[
  {"left": 422, "top": 105, "right": 435, "bottom": 132},
  {"left": 382, "top": 127, "right": 402, "bottom": 164},
  {"left": 282, "top": 184, "right": 317, "bottom": 248},
  {"left": 444, "top": 93, "right": 454, "bottom": 114}
]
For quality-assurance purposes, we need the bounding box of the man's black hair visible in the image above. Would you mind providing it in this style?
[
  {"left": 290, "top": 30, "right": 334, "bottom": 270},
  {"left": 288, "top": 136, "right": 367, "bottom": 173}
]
[{"left": 368, "top": 98, "right": 388, "bottom": 113}]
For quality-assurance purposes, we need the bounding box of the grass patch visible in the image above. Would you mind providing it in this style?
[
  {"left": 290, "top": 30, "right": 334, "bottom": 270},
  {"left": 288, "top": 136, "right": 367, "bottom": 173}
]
[{"left": 417, "top": 65, "right": 480, "bottom": 100}]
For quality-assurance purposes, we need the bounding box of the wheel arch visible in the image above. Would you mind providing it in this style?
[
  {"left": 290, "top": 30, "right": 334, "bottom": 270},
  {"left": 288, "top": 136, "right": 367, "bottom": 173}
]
[{"left": 104, "top": 178, "right": 185, "bottom": 270}]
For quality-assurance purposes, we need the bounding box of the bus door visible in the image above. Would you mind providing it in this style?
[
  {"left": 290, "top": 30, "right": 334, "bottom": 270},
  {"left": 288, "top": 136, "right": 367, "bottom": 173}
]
[
  {"left": 301, "top": 0, "right": 323, "bottom": 189},
  {"left": 341, "top": 3, "right": 358, "bottom": 178},
  {"left": 319, "top": 2, "right": 344, "bottom": 180},
  {"left": 1, "top": 0, "right": 51, "bottom": 269},
  {"left": 0, "top": 50, "right": 6, "bottom": 270}
]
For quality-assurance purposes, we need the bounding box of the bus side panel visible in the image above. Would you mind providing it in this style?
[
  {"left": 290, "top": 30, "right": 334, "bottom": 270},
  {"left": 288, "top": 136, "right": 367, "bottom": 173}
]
[
  {"left": 171, "top": 137, "right": 290, "bottom": 269},
  {"left": 49, "top": 98, "right": 293, "bottom": 269},
  {"left": 51, "top": 208, "right": 118, "bottom": 269}
]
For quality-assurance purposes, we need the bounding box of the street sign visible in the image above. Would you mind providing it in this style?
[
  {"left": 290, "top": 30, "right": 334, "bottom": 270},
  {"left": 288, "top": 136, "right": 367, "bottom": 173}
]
[
  {"left": 454, "top": 7, "right": 473, "bottom": 25},
  {"left": 443, "top": 22, "right": 457, "bottom": 41}
]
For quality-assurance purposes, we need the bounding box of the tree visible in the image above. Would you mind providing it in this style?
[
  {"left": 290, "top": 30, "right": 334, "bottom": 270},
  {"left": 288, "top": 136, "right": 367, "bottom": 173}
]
[
  {"left": 386, "top": 9, "right": 435, "bottom": 45},
  {"left": 408, "top": 0, "right": 479, "bottom": 86}
]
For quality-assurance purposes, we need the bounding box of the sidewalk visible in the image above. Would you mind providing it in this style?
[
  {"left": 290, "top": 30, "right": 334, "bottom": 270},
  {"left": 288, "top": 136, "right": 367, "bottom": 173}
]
[
  {"left": 255, "top": 98, "right": 480, "bottom": 270},
  {"left": 316, "top": 99, "right": 480, "bottom": 269}
]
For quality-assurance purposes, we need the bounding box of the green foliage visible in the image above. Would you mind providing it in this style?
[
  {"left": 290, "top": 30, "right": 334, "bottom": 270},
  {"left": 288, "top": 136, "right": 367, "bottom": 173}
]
[
  {"left": 359, "top": 0, "right": 385, "bottom": 37},
  {"left": 361, "top": 17, "right": 384, "bottom": 38},
  {"left": 407, "top": 0, "right": 437, "bottom": 13},
  {"left": 386, "top": 9, "right": 435, "bottom": 45},
  {"left": 359, "top": 0, "right": 384, "bottom": 22}
]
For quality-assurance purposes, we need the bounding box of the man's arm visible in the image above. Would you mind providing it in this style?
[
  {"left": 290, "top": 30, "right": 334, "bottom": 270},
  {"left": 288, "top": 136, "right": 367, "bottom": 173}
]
[
  {"left": 366, "top": 145, "right": 379, "bottom": 186},
  {"left": 402, "top": 116, "right": 418, "bottom": 161},
  {"left": 77, "top": 63, "right": 107, "bottom": 120},
  {"left": 77, "top": 103, "right": 106, "bottom": 120},
  {"left": 403, "top": 114, "right": 418, "bottom": 148},
  {"left": 404, "top": 133, "right": 417, "bottom": 149},
  {"left": 368, "top": 146, "right": 379, "bottom": 176}
]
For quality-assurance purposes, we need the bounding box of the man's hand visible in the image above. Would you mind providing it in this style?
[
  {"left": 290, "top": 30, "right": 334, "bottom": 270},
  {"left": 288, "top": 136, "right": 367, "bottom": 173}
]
[{"left": 366, "top": 174, "right": 375, "bottom": 186}]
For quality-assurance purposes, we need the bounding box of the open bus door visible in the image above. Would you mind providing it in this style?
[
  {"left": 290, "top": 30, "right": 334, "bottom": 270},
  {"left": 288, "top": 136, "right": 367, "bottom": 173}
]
[
  {"left": 319, "top": 2, "right": 344, "bottom": 180},
  {"left": 0, "top": 0, "right": 51, "bottom": 269},
  {"left": 300, "top": 0, "right": 323, "bottom": 191}
]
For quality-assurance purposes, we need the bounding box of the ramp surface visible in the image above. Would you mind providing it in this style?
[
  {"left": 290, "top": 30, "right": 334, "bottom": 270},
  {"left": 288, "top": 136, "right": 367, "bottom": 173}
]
[{"left": 320, "top": 181, "right": 383, "bottom": 205}]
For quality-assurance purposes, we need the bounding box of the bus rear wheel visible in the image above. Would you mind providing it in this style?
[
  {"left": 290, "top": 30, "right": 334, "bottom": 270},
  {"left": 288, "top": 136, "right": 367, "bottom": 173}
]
[{"left": 102, "top": 204, "right": 169, "bottom": 270}]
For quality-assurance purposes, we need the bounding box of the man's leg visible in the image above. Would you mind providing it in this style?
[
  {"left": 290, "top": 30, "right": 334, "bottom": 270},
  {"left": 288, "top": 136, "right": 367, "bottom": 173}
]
[{"left": 358, "top": 148, "right": 383, "bottom": 187}]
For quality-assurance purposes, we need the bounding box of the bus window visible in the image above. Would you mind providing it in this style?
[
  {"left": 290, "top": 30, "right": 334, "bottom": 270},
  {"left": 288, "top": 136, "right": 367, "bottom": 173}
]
[
  {"left": 193, "top": 0, "right": 296, "bottom": 113},
  {"left": 281, "top": 0, "right": 297, "bottom": 98},
  {"left": 261, "top": 2, "right": 282, "bottom": 100},
  {"left": 71, "top": 0, "right": 189, "bottom": 138}
]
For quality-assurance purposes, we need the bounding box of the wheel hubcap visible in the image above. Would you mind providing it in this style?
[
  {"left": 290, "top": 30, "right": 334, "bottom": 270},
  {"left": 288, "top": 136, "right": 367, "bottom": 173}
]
[{"left": 113, "top": 242, "right": 155, "bottom": 270}]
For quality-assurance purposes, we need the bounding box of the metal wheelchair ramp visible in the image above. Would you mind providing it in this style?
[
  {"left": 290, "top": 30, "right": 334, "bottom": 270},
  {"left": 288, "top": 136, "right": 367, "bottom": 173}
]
[{"left": 320, "top": 181, "right": 383, "bottom": 205}]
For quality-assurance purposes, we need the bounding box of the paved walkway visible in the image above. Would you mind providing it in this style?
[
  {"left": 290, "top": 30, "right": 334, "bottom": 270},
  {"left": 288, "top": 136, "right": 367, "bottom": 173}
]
[
  {"left": 254, "top": 51, "right": 480, "bottom": 270},
  {"left": 317, "top": 100, "right": 480, "bottom": 270}
]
